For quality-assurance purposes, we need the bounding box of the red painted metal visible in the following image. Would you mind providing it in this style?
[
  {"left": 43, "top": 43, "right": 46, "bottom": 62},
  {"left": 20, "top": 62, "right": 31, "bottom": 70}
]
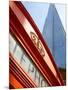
[
  {"left": 9, "top": 1, "right": 64, "bottom": 88},
  {"left": 9, "top": 53, "right": 37, "bottom": 88}
]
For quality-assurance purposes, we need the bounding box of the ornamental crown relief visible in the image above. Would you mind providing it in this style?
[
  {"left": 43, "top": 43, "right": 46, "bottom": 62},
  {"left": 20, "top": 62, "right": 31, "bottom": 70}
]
[{"left": 30, "top": 32, "right": 45, "bottom": 57}]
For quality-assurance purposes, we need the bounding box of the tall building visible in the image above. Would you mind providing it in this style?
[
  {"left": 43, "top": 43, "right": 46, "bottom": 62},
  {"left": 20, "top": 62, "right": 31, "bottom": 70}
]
[{"left": 42, "top": 4, "right": 66, "bottom": 69}]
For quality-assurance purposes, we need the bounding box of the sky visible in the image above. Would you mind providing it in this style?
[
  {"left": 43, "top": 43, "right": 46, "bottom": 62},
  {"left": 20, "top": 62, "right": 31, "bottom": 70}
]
[
  {"left": 22, "top": 1, "right": 66, "bottom": 33},
  {"left": 21, "top": 2, "right": 66, "bottom": 69}
]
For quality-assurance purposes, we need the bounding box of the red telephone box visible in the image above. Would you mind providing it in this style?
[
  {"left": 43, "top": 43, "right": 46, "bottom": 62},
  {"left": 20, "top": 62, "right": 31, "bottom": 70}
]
[{"left": 9, "top": 1, "right": 64, "bottom": 89}]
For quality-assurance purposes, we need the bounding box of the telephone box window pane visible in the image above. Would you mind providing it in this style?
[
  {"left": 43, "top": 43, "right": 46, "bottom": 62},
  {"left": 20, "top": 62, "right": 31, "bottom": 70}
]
[
  {"left": 9, "top": 35, "right": 16, "bottom": 54},
  {"left": 14, "top": 45, "right": 23, "bottom": 64},
  {"left": 9, "top": 34, "right": 49, "bottom": 87}
]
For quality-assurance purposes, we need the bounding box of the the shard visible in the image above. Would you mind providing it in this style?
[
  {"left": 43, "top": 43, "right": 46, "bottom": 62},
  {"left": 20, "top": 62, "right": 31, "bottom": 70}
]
[{"left": 42, "top": 4, "right": 66, "bottom": 69}]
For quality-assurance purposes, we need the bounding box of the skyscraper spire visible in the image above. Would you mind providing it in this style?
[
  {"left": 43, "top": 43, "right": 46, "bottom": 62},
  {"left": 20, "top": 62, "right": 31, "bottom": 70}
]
[{"left": 42, "top": 4, "right": 66, "bottom": 69}]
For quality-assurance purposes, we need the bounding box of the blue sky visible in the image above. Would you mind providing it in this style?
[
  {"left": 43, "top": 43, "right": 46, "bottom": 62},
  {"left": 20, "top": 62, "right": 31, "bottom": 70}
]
[
  {"left": 22, "top": 2, "right": 66, "bottom": 33},
  {"left": 21, "top": 2, "right": 66, "bottom": 69}
]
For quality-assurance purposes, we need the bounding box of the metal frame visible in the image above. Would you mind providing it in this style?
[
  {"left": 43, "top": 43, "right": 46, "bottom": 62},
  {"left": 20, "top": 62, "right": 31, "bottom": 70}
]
[{"left": 9, "top": 1, "right": 64, "bottom": 88}]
